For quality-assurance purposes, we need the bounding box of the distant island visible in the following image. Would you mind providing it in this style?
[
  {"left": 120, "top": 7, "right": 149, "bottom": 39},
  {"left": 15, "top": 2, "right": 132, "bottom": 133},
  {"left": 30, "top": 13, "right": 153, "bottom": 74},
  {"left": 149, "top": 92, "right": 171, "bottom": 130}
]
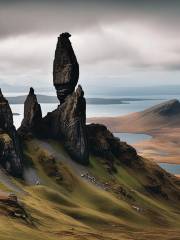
[{"left": 6, "top": 94, "right": 163, "bottom": 105}]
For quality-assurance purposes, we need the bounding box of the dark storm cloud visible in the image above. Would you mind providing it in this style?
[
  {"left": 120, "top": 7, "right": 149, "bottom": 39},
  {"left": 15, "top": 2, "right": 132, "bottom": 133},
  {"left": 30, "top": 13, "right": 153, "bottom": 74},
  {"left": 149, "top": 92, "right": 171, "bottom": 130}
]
[
  {"left": 0, "top": 0, "right": 180, "bottom": 39},
  {"left": 1, "top": 0, "right": 180, "bottom": 88}
]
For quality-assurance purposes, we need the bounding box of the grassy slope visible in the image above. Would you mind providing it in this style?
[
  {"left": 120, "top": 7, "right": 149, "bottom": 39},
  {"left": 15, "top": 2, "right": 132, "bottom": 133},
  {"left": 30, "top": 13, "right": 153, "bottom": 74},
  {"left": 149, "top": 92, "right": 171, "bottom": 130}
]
[{"left": 0, "top": 138, "right": 179, "bottom": 240}]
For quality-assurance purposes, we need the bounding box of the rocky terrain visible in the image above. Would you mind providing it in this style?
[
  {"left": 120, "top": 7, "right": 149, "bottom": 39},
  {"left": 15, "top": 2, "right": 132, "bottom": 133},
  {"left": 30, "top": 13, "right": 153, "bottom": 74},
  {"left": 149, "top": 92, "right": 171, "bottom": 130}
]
[
  {"left": 0, "top": 33, "right": 179, "bottom": 240},
  {"left": 89, "top": 99, "right": 180, "bottom": 165}
]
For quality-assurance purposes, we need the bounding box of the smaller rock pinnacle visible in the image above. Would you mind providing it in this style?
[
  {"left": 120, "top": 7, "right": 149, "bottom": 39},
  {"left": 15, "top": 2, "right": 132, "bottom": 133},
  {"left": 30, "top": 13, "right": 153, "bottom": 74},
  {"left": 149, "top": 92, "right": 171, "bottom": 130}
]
[{"left": 29, "top": 87, "right": 34, "bottom": 95}]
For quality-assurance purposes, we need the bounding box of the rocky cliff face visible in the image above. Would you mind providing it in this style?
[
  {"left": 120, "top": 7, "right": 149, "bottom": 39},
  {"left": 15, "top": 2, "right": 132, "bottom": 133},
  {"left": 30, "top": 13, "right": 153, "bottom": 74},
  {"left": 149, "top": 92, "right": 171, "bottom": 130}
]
[
  {"left": 0, "top": 89, "right": 23, "bottom": 177},
  {"left": 53, "top": 32, "right": 79, "bottom": 104},
  {"left": 18, "top": 87, "right": 42, "bottom": 136},
  {"left": 18, "top": 33, "right": 89, "bottom": 165},
  {"left": 40, "top": 33, "right": 89, "bottom": 164},
  {"left": 42, "top": 85, "right": 89, "bottom": 165},
  {"left": 0, "top": 89, "right": 13, "bottom": 130},
  {"left": 87, "top": 124, "right": 139, "bottom": 171}
]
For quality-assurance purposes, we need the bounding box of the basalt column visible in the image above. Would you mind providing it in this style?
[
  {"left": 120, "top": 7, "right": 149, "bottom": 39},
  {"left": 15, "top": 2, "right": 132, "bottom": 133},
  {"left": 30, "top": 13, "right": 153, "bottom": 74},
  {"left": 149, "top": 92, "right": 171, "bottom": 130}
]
[
  {"left": 45, "top": 32, "right": 89, "bottom": 164},
  {"left": 53, "top": 32, "right": 79, "bottom": 104},
  {"left": 18, "top": 87, "right": 42, "bottom": 136},
  {"left": 0, "top": 89, "right": 23, "bottom": 177}
]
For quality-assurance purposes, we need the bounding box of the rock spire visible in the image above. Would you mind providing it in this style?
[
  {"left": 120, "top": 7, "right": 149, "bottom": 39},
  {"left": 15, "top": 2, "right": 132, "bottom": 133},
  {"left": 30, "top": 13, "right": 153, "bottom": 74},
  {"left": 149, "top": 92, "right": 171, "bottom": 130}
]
[
  {"left": 0, "top": 90, "right": 23, "bottom": 177},
  {"left": 53, "top": 32, "right": 79, "bottom": 103},
  {"left": 18, "top": 87, "right": 42, "bottom": 135}
]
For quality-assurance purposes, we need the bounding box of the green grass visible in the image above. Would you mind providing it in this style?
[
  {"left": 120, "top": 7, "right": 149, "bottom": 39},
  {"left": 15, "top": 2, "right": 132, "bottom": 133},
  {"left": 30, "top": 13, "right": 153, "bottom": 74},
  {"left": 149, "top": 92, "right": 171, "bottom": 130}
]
[{"left": 0, "top": 138, "right": 179, "bottom": 240}]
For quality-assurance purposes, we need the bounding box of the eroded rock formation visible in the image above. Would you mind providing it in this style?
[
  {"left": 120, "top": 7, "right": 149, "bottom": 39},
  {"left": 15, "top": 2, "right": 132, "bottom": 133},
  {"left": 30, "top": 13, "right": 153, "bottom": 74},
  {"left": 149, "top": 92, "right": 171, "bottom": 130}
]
[
  {"left": 18, "top": 87, "right": 42, "bottom": 136},
  {"left": 39, "top": 33, "right": 89, "bottom": 164},
  {"left": 53, "top": 32, "right": 79, "bottom": 104},
  {"left": 0, "top": 89, "right": 23, "bottom": 177},
  {"left": 18, "top": 33, "right": 89, "bottom": 165},
  {"left": 18, "top": 32, "right": 140, "bottom": 168},
  {"left": 87, "top": 124, "right": 139, "bottom": 170},
  {"left": 42, "top": 85, "right": 89, "bottom": 165}
]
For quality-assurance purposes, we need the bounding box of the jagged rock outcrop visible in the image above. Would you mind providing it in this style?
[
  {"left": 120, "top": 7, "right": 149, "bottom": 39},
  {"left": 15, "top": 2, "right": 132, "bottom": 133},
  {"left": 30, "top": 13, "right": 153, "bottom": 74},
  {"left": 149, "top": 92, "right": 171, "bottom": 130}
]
[
  {"left": 0, "top": 89, "right": 14, "bottom": 130},
  {"left": 0, "top": 89, "right": 23, "bottom": 177},
  {"left": 42, "top": 85, "right": 89, "bottom": 165},
  {"left": 18, "top": 32, "right": 142, "bottom": 168},
  {"left": 53, "top": 32, "right": 79, "bottom": 104},
  {"left": 18, "top": 33, "right": 89, "bottom": 165},
  {"left": 87, "top": 124, "right": 139, "bottom": 170},
  {"left": 18, "top": 87, "right": 42, "bottom": 136},
  {"left": 39, "top": 33, "right": 89, "bottom": 164}
]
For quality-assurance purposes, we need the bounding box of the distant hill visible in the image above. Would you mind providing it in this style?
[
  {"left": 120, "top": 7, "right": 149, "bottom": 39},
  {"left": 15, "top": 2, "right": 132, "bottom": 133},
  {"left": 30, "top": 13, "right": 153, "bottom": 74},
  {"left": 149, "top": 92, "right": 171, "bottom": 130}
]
[
  {"left": 88, "top": 99, "right": 180, "bottom": 132},
  {"left": 142, "top": 99, "right": 180, "bottom": 117},
  {"left": 7, "top": 94, "right": 59, "bottom": 104}
]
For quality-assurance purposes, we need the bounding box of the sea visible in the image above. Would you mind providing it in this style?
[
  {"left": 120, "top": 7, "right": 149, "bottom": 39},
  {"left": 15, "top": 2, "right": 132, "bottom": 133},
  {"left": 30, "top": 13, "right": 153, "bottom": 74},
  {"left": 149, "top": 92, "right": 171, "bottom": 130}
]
[{"left": 5, "top": 91, "right": 180, "bottom": 175}]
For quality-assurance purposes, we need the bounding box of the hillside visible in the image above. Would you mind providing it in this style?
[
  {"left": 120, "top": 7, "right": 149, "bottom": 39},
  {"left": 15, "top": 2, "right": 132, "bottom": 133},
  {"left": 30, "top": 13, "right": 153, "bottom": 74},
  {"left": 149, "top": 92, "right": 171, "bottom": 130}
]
[
  {"left": 0, "top": 137, "right": 180, "bottom": 240},
  {"left": 88, "top": 99, "right": 180, "bottom": 133}
]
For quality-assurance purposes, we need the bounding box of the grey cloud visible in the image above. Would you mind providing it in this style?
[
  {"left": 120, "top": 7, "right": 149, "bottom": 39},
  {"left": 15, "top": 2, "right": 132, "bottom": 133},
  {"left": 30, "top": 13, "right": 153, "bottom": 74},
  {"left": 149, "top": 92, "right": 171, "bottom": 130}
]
[
  {"left": 0, "top": 0, "right": 180, "bottom": 39},
  {"left": 1, "top": 0, "right": 180, "bottom": 89},
  {"left": 131, "top": 59, "right": 180, "bottom": 72}
]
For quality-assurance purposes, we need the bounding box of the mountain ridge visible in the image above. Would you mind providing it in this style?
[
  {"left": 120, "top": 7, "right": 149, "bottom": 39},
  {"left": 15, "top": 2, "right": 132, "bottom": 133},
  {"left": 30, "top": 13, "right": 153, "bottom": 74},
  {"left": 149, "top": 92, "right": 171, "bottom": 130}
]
[{"left": 142, "top": 99, "right": 180, "bottom": 117}]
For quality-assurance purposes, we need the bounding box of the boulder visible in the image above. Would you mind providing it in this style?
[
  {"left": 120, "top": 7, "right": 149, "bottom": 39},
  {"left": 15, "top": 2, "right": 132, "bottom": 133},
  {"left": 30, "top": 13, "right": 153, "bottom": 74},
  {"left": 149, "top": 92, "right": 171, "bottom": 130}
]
[
  {"left": 0, "top": 89, "right": 23, "bottom": 177},
  {"left": 53, "top": 32, "right": 79, "bottom": 103}
]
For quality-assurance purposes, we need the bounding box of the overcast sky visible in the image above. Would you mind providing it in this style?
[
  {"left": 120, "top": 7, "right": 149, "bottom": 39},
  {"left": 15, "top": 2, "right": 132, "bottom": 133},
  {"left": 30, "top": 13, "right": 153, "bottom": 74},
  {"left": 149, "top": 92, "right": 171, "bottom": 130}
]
[{"left": 1, "top": 0, "right": 180, "bottom": 92}]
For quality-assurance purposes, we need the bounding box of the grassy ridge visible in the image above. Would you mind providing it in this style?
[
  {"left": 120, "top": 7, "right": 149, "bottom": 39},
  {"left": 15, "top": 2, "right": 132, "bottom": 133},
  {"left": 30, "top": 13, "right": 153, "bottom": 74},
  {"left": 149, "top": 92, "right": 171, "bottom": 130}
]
[{"left": 0, "top": 138, "right": 179, "bottom": 239}]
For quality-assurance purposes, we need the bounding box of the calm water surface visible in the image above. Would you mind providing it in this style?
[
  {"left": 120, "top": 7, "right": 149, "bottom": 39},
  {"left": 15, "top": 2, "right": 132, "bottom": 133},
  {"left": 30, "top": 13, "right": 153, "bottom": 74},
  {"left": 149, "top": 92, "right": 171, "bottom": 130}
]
[
  {"left": 114, "top": 132, "right": 152, "bottom": 144},
  {"left": 114, "top": 132, "right": 180, "bottom": 175},
  {"left": 10, "top": 98, "right": 165, "bottom": 128},
  {"left": 159, "top": 163, "right": 180, "bottom": 175}
]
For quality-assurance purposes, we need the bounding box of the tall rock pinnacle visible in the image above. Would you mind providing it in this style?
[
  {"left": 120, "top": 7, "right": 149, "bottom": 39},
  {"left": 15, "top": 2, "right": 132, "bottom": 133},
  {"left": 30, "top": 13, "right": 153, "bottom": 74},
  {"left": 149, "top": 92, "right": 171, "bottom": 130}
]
[
  {"left": 0, "top": 88, "right": 14, "bottom": 130},
  {"left": 19, "top": 87, "right": 42, "bottom": 135},
  {"left": 19, "top": 33, "right": 89, "bottom": 165},
  {"left": 40, "top": 33, "right": 89, "bottom": 164},
  {"left": 0, "top": 90, "right": 23, "bottom": 177},
  {"left": 53, "top": 32, "right": 79, "bottom": 103}
]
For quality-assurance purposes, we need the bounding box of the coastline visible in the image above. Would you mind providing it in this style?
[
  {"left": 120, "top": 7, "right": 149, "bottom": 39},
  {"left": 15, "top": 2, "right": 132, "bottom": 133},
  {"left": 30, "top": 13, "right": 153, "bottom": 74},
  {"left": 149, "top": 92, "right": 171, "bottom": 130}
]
[{"left": 88, "top": 114, "right": 180, "bottom": 165}]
